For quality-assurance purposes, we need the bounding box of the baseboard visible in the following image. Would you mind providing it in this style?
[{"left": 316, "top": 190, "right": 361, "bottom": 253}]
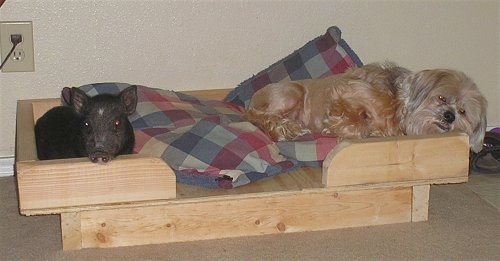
[{"left": 0, "top": 156, "right": 14, "bottom": 177}]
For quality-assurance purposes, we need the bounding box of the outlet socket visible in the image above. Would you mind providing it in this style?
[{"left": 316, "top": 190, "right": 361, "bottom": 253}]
[{"left": 0, "top": 21, "right": 35, "bottom": 72}]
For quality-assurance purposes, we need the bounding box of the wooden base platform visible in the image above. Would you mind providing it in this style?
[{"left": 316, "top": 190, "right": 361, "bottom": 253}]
[{"left": 15, "top": 89, "right": 469, "bottom": 250}]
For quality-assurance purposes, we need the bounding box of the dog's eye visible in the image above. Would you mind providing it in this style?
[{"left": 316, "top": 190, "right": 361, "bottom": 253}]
[
  {"left": 115, "top": 120, "right": 121, "bottom": 127},
  {"left": 438, "top": 95, "right": 447, "bottom": 103},
  {"left": 458, "top": 108, "right": 466, "bottom": 115}
]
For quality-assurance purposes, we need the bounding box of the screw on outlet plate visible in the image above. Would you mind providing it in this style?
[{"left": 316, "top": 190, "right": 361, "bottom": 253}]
[{"left": 0, "top": 21, "right": 35, "bottom": 72}]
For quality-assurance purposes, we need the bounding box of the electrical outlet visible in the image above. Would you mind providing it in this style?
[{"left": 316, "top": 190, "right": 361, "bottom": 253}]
[{"left": 0, "top": 21, "right": 34, "bottom": 72}]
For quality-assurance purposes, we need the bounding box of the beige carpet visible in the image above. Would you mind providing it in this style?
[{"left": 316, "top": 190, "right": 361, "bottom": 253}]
[{"left": 1, "top": 175, "right": 498, "bottom": 261}]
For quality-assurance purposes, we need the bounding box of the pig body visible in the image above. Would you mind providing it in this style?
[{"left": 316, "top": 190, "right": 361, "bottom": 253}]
[
  {"left": 35, "top": 85, "right": 138, "bottom": 163},
  {"left": 35, "top": 106, "right": 86, "bottom": 160}
]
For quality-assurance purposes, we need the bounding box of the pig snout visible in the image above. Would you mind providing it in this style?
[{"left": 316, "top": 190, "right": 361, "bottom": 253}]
[
  {"left": 88, "top": 136, "right": 113, "bottom": 164},
  {"left": 89, "top": 152, "right": 112, "bottom": 164}
]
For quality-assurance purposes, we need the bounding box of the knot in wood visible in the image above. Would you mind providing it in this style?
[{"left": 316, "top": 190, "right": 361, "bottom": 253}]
[
  {"left": 96, "top": 232, "right": 107, "bottom": 243},
  {"left": 276, "top": 222, "right": 286, "bottom": 232}
]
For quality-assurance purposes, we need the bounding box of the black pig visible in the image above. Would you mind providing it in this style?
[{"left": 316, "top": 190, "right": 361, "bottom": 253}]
[{"left": 35, "top": 85, "right": 138, "bottom": 163}]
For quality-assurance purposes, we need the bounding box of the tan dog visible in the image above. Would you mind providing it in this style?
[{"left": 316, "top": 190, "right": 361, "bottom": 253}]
[{"left": 246, "top": 63, "right": 487, "bottom": 152}]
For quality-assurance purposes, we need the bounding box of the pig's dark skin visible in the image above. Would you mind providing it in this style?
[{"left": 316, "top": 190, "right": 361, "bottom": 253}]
[
  {"left": 35, "top": 85, "right": 138, "bottom": 163},
  {"left": 35, "top": 106, "right": 86, "bottom": 160}
]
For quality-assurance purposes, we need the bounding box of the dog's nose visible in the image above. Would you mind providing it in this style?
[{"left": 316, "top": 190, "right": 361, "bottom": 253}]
[{"left": 444, "top": 111, "right": 455, "bottom": 123}]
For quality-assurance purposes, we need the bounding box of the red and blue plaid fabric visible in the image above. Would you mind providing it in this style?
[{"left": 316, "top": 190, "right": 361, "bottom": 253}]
[
  {"left": 73, "top": 83, "right": 341, "bottom": 189},
  {"left": 76, "top": 83, "right": 300, "bottom": 188},
  {"left": 224, "top": 26, "right": 363, "bottom": 108}
]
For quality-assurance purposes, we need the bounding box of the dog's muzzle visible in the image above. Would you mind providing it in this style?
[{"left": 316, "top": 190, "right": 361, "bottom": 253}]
[
  {"left": 434, "top": 111, "right": 455, "bottom": 132},
  {"left": 443, "top": 111, "right": 455, "bottom": 124}
]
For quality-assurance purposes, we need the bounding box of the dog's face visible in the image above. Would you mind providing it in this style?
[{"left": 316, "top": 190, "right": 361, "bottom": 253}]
[{"left": 398, "top": 69, "right": 487, "bottom": 153}]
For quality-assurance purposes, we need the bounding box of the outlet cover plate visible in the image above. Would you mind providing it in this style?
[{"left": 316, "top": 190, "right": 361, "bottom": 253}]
[{"left": 0, "top": 21, "right": 35, "bottom": 72}]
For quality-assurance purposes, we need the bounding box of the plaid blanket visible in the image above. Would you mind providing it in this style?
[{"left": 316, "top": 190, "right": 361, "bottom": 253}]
[{"left": 74, "top": 83, "right": 337, "bottom": 188}]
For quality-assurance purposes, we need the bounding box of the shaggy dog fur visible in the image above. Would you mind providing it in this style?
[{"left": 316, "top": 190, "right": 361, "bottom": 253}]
[{"left": 246, "top": 63, "right": 487, "bottom": 153}]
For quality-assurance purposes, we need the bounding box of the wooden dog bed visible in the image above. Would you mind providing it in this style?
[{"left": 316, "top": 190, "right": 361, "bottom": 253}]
[{"left": 15, "top": 89, "right": 469, "bottom": 250}]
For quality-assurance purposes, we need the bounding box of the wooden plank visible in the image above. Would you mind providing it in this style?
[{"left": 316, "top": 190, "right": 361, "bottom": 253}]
[
  {"left": 15, "top": 99, "right": 61, "bottom": 162},
  {"left": 412, "top": 185, "right": 430, "bottom": 222},
  {"left": 18, "top": 168, "right": 323, "bottom": 216},
  {"left": 17, "top": 167, "right": 463, "bottom": 217},
  {"left": 184, "top": 88, "right": 231, "bottom": 101},
  {"left": 17, "top": 175, "right": 455, "bottom": 218},
  {"left": 75, "top": 187, "right": 412, "bottom": 249},
  {"left": 322, "top": 133, "right": 470, "bottom": 187},
  {"left": 61, "top": 212, "right": 83, "bottom": 250},
  {"left": 17, "top": 154, "right": 176, "bottom": 214},
  {"left": 16, "top": 100, "right": 38, "bottom": 162},
  {"left": 31, "top": 98, "right": 61, "bottom": 123},
  {"left": 177, "top": 167, "right": 323, "bottom": 199}
]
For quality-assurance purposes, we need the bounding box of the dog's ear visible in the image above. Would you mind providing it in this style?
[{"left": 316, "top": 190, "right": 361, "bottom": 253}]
[
  {"left": 469, "top": 114, "right": 487, "bottom": 153},
  {"left": 468, "top": 95, "right": 488, "bottom": 153},
  {"left": 459, "top": 78, "right": 488, "bottom": 153}
]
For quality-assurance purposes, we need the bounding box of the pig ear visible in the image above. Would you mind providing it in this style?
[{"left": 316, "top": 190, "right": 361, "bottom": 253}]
[
  {"left": 120, "top": 85, "right": 138, "bottom": 115},
  {"left": 61, "top": 87, "right": 72, "bottom": 106},
  {"left": 71, "top": 87, "right": 89, "bottom": 114}
]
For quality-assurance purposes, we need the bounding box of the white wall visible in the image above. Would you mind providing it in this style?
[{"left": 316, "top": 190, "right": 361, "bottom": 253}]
[{"left": 0, "top": 0, "right": 498, "bottom": 157}]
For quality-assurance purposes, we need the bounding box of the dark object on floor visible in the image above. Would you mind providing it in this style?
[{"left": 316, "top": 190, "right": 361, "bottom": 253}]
[
  {"left": 35, "top": 85, "right": 138, "bottom": 163},
  {"left": 470, "top": 129, "right": 500, "bottom": 174}
]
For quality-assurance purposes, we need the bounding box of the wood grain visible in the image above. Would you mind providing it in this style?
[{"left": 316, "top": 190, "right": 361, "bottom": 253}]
[
  {"left": 74, "top": 187, "right": 411, "bottom": 249},
  {"left": 412, "top": 185, "right": 430, "bottom": 222},
  {"left": 16, "top": 100, "right": 39, "bottom": 162},
  {"left": 61, "top": 212, "right": 83, "bottom": 251},
  {"left": 17, "top": 155, "right": 176, "bottom": 214},
  {"left": 323, "top": 133, "right": 469, "bottom": 187}
]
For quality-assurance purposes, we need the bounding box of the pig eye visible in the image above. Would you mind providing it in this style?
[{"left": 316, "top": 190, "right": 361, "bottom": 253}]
[{"left": 114, "top": 120, "right": 121, "bottom": 127}]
